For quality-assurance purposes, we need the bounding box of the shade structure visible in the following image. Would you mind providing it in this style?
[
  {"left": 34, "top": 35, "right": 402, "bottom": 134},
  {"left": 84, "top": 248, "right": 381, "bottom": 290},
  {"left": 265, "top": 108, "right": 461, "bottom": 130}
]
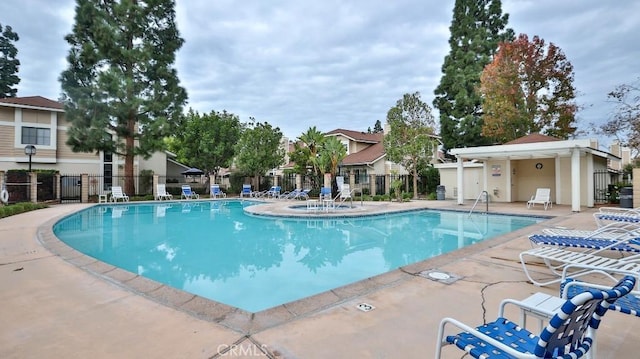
[{"left": 181, "top": 168, "right": 205, "bottom": 176}]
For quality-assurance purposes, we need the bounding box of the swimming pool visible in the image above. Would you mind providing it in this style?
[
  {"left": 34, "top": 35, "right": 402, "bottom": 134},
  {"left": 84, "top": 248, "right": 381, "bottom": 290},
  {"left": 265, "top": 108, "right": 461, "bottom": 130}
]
[{"left": 53, "top": 200, "right": 543, "bottom": 312}]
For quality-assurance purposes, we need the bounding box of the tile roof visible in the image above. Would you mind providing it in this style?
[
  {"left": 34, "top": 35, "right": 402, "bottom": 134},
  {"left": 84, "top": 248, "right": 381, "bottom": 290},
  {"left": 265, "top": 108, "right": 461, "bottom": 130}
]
[
  {"left": 325, "top": 128, "right": 383, "bottom": 143},
  {"left": 503, "top": 133, "right": 561, "bottom": 145},
  {"left": 342, "top": 141, "right": 386, "bottom": 165},
  {"left": 0, "top": 96, "right": 64, "bottom": 110}
]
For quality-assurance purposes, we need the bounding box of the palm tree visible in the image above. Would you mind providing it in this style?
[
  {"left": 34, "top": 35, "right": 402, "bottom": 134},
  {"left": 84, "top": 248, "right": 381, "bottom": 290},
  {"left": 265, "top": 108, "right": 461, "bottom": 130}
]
[
  {"left": 320, "top": 136, "right": 347, "bottom": 183},
  {"left": 298, "top": 126, "right": 325, "bottom": 175}
]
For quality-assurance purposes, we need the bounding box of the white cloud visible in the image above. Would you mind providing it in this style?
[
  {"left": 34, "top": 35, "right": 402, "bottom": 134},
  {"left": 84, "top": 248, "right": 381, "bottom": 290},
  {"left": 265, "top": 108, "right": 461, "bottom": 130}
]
[{"left": 1, "top": 0, "right": 638, "bottom": 144}]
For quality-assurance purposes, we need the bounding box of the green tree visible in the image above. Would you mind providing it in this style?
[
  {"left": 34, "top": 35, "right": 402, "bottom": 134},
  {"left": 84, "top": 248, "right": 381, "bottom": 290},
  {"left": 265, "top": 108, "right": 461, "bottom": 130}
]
[
  {"left": 384, "top": 92, "right": 437, "bottom": 199},
  {"left": 169, "top": 109, "right": 241, "bottom": 181},
  {"left": 318, "top": 136, "right": 347, "bottom": 184},
  {"left": 234, "top": 120, "right": 285, "bottom": 187},
  {"left": 60, "top": 0, "right": 187, "bottom": 195},
  {"left": 433, "top": 0, "right": 514, "bottom": 152},
  {"left": 373, "top": 119, "right": 383, "bottom": 133},
  {"left": 299, "top": 126, "right": 325, "bottom": 176},
  {"left": 480, "top": 34, "right": 577, "bottom": 143},
  {"left": 288, "top": 126, "right": 326, "bottom": 187},
  {"left": 0, "top": 23, "right": 20, "bottom": 98},
  {"left": 599, "top": 78, "right": 640, "bottom": 158}
]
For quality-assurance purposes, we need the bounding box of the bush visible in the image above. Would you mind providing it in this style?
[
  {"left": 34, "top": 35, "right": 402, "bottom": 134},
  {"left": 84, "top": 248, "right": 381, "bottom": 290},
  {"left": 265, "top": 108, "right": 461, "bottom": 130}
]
[{"left": 0, "top": 202, "right": 48, "bottom": 219}]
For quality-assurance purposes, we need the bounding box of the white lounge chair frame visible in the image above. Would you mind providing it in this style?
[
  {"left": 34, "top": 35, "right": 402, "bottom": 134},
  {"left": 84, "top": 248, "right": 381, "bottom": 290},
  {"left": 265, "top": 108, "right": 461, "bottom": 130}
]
[
  {"left": 110, "top": 186, "right": 129, "bottom": 202},
  {"left": 210, "top": 184, "right": 226, "bottom": 199},
  {"left": 527, "top": 188, "right": 552, "bottom": 210},
  {"left": 334, "top": 184, "right": 353, "bottom": 207},
  {"left": 181, "top": 185, "right": 199, "bottom": 200},
  {"left": 519, "top": 245, "right": 640, "bottom": 286},
  {"left": 594, "top": 207, "right": 640, "bottom": 227},
  {"left": 155, "top": 184, "right": 173, "bottom": 201}
]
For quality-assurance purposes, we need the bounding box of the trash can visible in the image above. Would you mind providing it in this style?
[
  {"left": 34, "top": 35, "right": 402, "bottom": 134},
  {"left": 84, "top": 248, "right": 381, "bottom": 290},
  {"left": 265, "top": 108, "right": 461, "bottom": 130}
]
[
  {"left": 620, "top": 186, "right": 633, "bottom": 208},
  {"left": 436, "top": 185, "right": 445, "bottom": 200}
]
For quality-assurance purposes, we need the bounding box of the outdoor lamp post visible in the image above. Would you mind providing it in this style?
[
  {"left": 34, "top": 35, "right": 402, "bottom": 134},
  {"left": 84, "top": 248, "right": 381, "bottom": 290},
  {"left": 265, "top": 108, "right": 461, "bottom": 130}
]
[{"left": 24, "top": 145, "right": 36, "bottom": 172}]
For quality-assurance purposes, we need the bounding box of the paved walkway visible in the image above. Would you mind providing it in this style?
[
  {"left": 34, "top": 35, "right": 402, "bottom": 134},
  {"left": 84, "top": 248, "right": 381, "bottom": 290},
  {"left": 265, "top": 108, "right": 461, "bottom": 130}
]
[{"left": 1, "top": 199, "right": 639, "bottom": 358}]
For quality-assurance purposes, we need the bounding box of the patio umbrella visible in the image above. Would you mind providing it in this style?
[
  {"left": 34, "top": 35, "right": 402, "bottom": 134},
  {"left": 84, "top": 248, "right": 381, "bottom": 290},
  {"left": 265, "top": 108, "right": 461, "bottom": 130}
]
[{"left": 181, "top": 168, "right": 205, "bottom": 176}]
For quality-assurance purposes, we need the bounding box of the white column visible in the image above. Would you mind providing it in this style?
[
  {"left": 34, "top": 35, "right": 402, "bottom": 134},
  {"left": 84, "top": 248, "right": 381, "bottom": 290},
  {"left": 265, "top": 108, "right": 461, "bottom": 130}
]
[
  {"left": 586, "top": 152, "right": 594, "bottom": 208},
  {"left": 555, "top": 156, "right": 561, "bottom": 205},
  {"left": 456, "top": 155, "right": 464, "bottom": 205},
  {"left": 571, "top": 149, "right": 581, "bottom": 212},
  {"left": 505, "top": 160, "right": 512, "bottom": 202}
]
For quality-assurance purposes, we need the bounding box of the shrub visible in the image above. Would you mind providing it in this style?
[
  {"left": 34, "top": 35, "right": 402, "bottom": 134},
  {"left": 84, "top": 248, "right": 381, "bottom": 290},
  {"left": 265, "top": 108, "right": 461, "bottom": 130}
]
[{"left": 0, "top": 202, "right": 48, "bottom": 219}]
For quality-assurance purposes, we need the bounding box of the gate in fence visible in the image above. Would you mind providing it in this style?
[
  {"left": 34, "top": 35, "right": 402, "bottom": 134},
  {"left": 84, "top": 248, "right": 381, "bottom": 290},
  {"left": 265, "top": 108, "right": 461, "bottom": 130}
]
[{"left": 60, "top": 175, "right": 82, "bottom": 203}]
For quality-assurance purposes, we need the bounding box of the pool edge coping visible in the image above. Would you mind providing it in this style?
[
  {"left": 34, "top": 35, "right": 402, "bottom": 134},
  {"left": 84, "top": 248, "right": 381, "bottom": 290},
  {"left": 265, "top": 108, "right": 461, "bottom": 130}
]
[{"left": 37, "top": 199, "right": 559, "bottom": 335}]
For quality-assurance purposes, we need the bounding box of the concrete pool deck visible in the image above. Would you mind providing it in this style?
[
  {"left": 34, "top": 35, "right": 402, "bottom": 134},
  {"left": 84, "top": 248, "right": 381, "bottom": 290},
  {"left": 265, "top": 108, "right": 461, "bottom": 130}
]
[{"left": 1, "top": 199, "right": 639, "bottom": 358}]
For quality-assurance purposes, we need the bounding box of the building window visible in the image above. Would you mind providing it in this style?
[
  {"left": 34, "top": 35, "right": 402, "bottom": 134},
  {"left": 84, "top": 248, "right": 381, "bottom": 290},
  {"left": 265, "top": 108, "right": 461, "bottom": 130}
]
[
  {"left": 21, "top": 127, "right": 51, "bottom": 145},
  {"left": 354, "top": 169, "right": 368, "bottom": 184}
]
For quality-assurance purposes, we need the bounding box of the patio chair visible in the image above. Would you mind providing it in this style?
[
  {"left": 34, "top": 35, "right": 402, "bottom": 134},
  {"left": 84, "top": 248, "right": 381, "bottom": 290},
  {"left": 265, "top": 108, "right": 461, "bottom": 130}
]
[
  {"left": 528, "top": 222, "right": 640, "bottom": 254},
  {"left": 561, "top": 269, "right": 640, "bottom": 318},
  {"left": 240, "top": 184, "right": 252, "bottom": 198},
  {"left": 594, "top": 207, "right": 640, "bottom": 227},
  {"left": 288, "top": 188, "right": 310, "bottom": 200},
  {"left": 542, "top": 221, "right": 640, "bottom": 240},
  {"left": 155, "top": 184, "right": 173, "bottom": 201},
  {"left": 335, "top": 184, "right": 353, "bottom": 206},
  {"left": 519, "top": 245, "right": 640, "bottom": 286},
  {"left": 527, "top": 188, "right": 552, "bottom": 210},
  {"left": 181, "top": 185, "right": 199, "bottom": 200},
  {"left": 319, "top": 187, "right": 332, "bottom": 201},
  {"left": 279, "top": 188, "right": 308, "bottom": 200},
  {"left": 210, "top": 184, "right": 226, "bottom": 199},
  {"left": 266, "top": 186, "right": 281, "bottom": 198},
  {"left": 435, "top": 275, "right": 635, "bottom": 359},
  {"left": 110, "top": 186, "right": 129, "bottom": 202}
]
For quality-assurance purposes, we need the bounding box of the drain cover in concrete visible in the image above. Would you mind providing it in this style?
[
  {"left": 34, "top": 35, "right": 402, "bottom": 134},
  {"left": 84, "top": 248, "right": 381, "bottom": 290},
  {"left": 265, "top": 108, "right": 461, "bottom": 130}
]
[
  {"left": 356, "top": 303, "right": 375, "bottom": 312},
  {"left": 419, "top": 269, "right": 461, "bottom": 284}
]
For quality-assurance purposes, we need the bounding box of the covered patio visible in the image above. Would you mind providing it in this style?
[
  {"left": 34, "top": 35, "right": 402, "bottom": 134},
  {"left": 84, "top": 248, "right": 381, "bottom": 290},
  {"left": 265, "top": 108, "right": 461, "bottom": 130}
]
[{"left": 446, "top": 134, "right": 619, "bottom": 212}]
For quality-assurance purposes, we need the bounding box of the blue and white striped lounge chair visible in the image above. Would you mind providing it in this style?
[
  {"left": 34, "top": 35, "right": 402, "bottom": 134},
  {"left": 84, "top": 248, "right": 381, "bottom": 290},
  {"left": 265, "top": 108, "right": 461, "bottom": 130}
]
[
  {"left": 561, "top": 273, "right": 640, "bottom": 318},
  {"left": 266, "top": 186, "right": 281, "bottom": 198},
  {"left": 435, "top": 275, "right": 635, "bottom": 359},
  {"left": 181, "top": 185, "right": 199, "bottom": 200},
  {"left": 280, "top": 188, "right": 310, "bottom": 200},
  {"left": 530, "top": 233, "right": 640, "bottom": 253},
  {"left": 595, "top": 209, "right": 640, "bottom": 227},
  {"left": 319, "top": 187, "right": 332, "bottom": 201},
  {"left": 519, "top": 246, "right": 640, "bottom": 287},
  {"left": 210, "top": 184, "right": 226, "bottom": 199},
  {"left": 529, "top": 223, "right": 640, "bottom": 254},
  {"left": 240, "top": 184, "right": 252, "bottom": 198}
]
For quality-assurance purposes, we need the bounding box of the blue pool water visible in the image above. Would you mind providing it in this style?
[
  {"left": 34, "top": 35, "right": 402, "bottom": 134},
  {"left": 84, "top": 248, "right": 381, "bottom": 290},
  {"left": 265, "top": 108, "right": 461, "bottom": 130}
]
[{"left": 53, "top": 200, "right": 543, "bottom": 312}]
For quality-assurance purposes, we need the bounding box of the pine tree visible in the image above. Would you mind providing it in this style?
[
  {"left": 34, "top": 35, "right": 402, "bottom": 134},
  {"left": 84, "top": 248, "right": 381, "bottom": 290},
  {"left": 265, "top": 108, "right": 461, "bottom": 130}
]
[
  {"left": 433, "top": 0, "right": 513, "bottom": 152},
  {"left": 373, "top": 119, "right": 383, "bottom": 133},
  {"left": 60, "top": 0, "right": 187, "bottom": 195},
  {"left": 0, "top": 23, "right": 20, "bottom": 98}
]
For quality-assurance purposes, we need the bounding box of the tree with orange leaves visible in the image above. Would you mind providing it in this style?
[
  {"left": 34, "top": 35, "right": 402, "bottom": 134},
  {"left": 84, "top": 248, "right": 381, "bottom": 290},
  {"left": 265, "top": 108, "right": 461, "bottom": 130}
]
[{"left": 480, "top": 34, "right": 577, "bottom": 143}]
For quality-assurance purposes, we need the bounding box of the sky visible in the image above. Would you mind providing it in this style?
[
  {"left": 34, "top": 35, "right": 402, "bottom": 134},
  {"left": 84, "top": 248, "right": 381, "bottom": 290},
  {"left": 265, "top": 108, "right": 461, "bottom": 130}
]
[{"left": 1, "top": 0, "right": 639, "bottom": 147}]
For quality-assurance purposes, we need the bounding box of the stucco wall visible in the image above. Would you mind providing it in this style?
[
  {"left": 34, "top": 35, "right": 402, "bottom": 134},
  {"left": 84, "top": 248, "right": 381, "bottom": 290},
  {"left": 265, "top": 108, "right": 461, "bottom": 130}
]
[{"left": 436, "top": 163, "right": 483, "bottom": 200}]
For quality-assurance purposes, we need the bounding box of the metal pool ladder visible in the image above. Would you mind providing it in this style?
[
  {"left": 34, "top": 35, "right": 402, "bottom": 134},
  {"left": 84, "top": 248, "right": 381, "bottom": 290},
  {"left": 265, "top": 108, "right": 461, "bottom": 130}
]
[{"left": 468, "top": 191, "right": 489, "bottom": 217}]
